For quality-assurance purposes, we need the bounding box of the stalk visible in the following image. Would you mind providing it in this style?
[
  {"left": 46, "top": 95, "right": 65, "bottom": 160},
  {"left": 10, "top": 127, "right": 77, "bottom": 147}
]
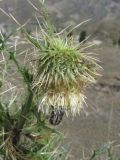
[
  {"left": 8, "top": 51, "right": 34, "bottom": 145},
  {"left": 15, "top": 88, "right": 33, "bottom": 130},
  {"left": 12, "top": 88, "right": 33, "bottom": 145}
]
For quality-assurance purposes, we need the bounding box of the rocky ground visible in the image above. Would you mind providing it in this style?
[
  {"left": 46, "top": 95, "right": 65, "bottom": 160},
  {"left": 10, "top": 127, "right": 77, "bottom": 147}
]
[{"left": 0, "top": 0, "right": 120, "bottom": 159}]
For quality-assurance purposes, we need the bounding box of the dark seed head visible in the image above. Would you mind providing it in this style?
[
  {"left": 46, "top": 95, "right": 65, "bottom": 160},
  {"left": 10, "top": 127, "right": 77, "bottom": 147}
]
[{"left": 49, "top": 107, "right": 65, "bottom": 125}]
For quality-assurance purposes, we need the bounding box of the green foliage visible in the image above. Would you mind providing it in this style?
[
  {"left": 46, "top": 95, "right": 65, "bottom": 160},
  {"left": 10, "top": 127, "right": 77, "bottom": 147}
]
[
  {"left": 27, "top": 134, "right": 68, "bottom": 160},
  {"left": 0, "top": 33, "right": 13, "bottom": 51}
]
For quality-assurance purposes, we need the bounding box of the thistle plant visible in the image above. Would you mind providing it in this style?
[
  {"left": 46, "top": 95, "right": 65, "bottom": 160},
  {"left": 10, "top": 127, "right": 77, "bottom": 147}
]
[
  {"left": 33, "top": 34, "right": 100, "bottom": 116},
  {"left": 30, "top": 16, "right": 101, "bottom": 116},
  {"left": 0, "top": 0, "right": 101, "bottom": 159}
]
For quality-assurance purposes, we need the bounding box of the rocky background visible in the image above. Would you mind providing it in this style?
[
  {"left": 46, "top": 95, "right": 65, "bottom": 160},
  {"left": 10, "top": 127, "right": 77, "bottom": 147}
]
[{"left": 0, "top": 0, "right": 120, "bottom": 159}]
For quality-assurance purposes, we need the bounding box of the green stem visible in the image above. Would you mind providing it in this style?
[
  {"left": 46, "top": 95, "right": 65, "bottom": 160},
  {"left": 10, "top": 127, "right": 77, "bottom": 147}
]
[
  {"left": 8, "top": 51, "right": 34, "bottom": 144},
  {"left": 15, "top": 88, "right": 33, "bottom": 130},
  {"left": 11, "top": 88, "right": 33, "bottom": 145},
  {"left": 9, "top": 52, "right": 25, "bottom": 80}
]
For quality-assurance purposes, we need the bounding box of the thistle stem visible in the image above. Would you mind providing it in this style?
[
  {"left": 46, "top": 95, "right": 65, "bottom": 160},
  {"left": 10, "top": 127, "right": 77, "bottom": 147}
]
[
  {"left": 11, "top": 87, "right": 33, "bottom": 145},
  {"left": 15, "top": 88, "right": 33, "bottom": 130},
  {"left": 7, "top": 51, "right": 34, "bottom": 145}
]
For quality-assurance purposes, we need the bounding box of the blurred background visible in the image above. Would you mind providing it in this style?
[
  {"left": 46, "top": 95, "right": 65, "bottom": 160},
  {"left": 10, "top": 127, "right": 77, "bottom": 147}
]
[{"left": 0, "top": 0, "right": 120, "bottom": 159}]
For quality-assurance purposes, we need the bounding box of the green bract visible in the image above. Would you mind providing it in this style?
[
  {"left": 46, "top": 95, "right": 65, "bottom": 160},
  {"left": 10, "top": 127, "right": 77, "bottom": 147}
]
[{"left": 31, "top": 29, "right": 101, "bottom": 116}]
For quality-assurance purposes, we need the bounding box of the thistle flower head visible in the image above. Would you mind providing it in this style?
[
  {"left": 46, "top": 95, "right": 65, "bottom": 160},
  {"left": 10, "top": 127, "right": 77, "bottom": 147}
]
[{"left": 32, "top": 22, "right": 101, "bottom": 116}]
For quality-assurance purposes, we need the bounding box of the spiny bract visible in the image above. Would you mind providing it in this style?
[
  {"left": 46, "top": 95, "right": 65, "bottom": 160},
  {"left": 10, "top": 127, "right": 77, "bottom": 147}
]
[{"left": 32, "top": 27, "right": 101, "bottom": 116}]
